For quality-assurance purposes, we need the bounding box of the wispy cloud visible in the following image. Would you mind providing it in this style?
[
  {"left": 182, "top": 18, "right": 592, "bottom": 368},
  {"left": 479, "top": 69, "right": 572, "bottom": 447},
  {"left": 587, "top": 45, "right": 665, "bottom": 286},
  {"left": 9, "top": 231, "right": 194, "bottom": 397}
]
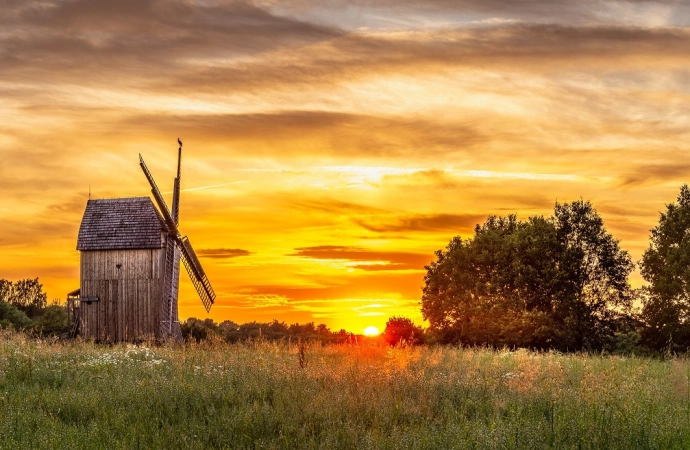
[
  {"left": 197, "top": 248, "right": 253, "bottom": 259},
  {"left": 290, "top": 245, "right": 432, "bottom": 270},
  {"left": 355, "top": 214, "right": 486, "bottom": 233}
]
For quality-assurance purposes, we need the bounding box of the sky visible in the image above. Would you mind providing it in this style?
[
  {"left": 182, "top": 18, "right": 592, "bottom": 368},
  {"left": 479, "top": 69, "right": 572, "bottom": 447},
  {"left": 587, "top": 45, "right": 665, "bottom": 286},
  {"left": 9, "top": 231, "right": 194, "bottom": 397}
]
[{"left": 2, "top": 0, "right": 690, "bottom": 334}]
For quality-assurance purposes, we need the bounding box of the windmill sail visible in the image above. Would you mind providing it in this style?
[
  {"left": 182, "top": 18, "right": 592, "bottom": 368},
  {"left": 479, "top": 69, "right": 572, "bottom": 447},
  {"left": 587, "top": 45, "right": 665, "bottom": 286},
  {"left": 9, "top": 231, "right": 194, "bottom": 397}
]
[
  {"left": 139, "top": 152, "right": 216, "bottom": 318},
  {"left": 179, "top": 236, "right": 215, "bottom": 312},
  {"left": 139, "top": 155, "right": 175, "bottom": 230}
]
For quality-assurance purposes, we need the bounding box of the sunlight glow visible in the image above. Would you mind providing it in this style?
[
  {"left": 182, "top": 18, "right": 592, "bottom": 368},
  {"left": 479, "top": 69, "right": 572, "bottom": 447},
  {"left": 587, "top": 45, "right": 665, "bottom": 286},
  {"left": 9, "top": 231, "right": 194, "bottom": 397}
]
[{"left": 363, "top": 326, "right": 380, "bottom": 336}]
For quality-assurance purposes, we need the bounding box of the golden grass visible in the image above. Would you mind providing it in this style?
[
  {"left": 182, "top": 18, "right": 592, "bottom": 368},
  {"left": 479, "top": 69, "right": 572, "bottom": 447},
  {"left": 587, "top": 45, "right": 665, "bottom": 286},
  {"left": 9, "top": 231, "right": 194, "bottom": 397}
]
[{"left": 0, "top": 329, "right": 689, "bottom": 449}]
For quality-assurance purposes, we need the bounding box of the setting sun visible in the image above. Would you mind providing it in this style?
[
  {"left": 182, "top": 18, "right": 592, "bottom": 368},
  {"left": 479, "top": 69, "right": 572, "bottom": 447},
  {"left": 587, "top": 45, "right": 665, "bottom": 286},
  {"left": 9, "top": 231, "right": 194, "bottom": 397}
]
[{"left": 363, "top": 326, "right": 380, "bottom": 336}]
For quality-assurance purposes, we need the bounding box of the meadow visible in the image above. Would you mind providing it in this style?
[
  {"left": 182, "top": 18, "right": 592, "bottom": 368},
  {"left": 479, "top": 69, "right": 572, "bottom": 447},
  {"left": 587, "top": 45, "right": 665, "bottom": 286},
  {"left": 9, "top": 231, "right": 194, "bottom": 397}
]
[{"left": 1, "top": 330, "right": 689, "bottom": 449}]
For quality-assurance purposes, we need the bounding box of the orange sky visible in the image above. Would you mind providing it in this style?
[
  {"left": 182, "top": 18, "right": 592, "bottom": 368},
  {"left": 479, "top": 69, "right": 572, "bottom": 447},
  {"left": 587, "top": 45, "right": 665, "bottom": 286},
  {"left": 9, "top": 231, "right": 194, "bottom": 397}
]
[{"left": 2, "top": 0, "right": 690, "bottom": 333}]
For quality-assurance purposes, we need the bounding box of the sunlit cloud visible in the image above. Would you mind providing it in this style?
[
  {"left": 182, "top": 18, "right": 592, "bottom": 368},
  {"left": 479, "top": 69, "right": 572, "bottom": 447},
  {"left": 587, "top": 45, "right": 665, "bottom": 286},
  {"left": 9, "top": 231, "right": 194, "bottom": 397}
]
[{"left": 197, "top": 248, "right": 253, "bottom": 259}]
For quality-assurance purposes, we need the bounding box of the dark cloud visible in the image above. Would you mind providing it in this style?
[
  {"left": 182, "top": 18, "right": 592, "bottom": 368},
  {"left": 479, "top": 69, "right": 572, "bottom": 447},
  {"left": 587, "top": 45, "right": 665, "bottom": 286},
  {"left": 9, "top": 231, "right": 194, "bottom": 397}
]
[
  {"left": 619, "top": 163, "right": 690, "bottom": 187},
  {"left": 156, "top": 25, "right": 690, "bottom": 96},
  {"left": 110, "top": 111, "right": 486, "bottom": 159},
  {"left": 4, "top": 0, "right": 689, "bottom": 96},
  {"left": 237, "top": 270, "right": 425, "bottom": 300},
  {"left": 597, "top": 202, "right": 663, "bottom": 219},
  {"left": 0, "top": 0, "right": 341, "bottom": 84},
  {"left": 0, "top": 217, "right": 79, "bottom": 248},
  {"left": 272, "top": 0, "right": 690, "bottom": 28},
  {"left": 47, "top": 196, "right": 90, "bottom": 214},
  {"left": 290, "top": 245, "right": 432, "bottom": 270},
  {"left": 197, "top": 248, "right": 253, "bottom": 258},
  {"left": 355, "top": 213, "right": 486, "bottom": 233},
  {"left": 286, "top": 198, "right": 386, "bottom": 215}
]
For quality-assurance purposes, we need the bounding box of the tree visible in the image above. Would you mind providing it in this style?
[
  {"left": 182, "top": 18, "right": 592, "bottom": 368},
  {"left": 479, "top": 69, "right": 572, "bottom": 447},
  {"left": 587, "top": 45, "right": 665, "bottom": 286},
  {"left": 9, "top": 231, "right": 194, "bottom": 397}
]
[
  {"left": 421, "top": 200, "right": 633, "bottom": 351},
  {"left": 0, "top": 279, "right": 12, "bottom": 303},
  {"left": 0, "top": 300, "right": 33, "bottom": 330},
  {"left": 181, "top": 317, "right": 219, "bottom": 342},
  {"left": 639, "top": 185, "right": 690, "bottom": 352},
  {"left": 0, "top": 278, "right": 48, "bottom": 318},
  {"left": 35, "top": 305, "right": 70, "bottom": 336},
  {"left": 552, "top": 200, "right": 634, "bottom": 350},
  {"left": 383, "top": 316, "right": 424, "bottom": 346}
]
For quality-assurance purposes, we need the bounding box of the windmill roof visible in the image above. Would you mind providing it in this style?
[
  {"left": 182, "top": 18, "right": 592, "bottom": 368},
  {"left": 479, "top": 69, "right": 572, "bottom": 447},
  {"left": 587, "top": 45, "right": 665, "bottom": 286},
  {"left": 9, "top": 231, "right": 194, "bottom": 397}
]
[{"left": 76, "top": 197, "right": 168, "bottom": 251}]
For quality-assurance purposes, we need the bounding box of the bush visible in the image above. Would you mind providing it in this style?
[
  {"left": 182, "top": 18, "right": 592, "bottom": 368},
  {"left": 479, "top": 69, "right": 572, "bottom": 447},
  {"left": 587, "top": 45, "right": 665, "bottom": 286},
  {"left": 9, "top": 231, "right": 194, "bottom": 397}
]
[
  {"left": 383, "top": 317, "right": 424, "bottom": 346},
  {"left": 0, "top": 300, "right": 33, "bottom": 329},
  {"left": 35, "top": 305, "right": 70, "bottom": 336}
]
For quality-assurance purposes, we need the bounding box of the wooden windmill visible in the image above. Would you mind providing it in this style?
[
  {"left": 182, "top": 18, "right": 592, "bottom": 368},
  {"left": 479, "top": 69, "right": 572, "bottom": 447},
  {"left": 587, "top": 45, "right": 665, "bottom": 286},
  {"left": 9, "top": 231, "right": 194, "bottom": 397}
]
[{"left": 70, "top": 141, "right": 215, "bottom": 341}]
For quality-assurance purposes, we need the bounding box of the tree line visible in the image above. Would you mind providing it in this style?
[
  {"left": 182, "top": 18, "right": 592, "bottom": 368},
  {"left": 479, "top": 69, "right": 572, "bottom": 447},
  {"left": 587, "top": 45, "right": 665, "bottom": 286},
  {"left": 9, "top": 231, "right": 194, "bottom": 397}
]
[
  {"left": 181, "top": 318, "right": 358, "bottom": 344},
  {"left": 0, "top": 278, "right": 70, "bottom": 335},
  {"left": 421, "top": 185, "right": 690, "bottom": 354}
]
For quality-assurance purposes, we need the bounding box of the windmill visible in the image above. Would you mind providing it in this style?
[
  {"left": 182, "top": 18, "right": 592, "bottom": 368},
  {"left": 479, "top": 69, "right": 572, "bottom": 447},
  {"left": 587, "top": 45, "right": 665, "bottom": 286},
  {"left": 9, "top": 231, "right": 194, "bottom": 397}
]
[
  {"left": 70, "top": 140, "right": 216, "bottom": 342},
  {"left": 139, "top": 140, "right": 216, "bottom": 338}
]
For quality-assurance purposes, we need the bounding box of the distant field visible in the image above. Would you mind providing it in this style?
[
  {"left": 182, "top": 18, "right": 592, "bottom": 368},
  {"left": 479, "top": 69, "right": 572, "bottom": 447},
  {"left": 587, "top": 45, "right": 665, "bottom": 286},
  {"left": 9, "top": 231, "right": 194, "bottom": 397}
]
[{"left": 0, "top": 330, "right": 689, "bottom": 449}]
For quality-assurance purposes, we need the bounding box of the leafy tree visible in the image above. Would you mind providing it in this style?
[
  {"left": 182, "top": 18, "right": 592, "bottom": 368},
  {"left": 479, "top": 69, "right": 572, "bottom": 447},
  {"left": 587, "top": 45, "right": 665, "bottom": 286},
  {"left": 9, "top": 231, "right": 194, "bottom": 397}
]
[
  {"left": 552, "top": 200, "right": 634, "bottom": 350},
  {"left": 0, "top": 300, "right": 33, "bottom": 330},
  {"left": 181, "top": 317, "right": 219, "bottom": 342},
  {"left": 0, "top": 278, "right": 48, "bottom": 318},
  {"left": 383, "top": 316, "right": 424, "bottom": 346},
  {"left": 219, "top": 320, "right": 240, "bottom": 333},
  {"left": 421, "top": 200, "right": 633, "bottom": 351},
  {"left": 35, "top": 305, "right": 70, "bottom": 336},
  {"left": 639, "top": 185, "right": 690, "bottom": 352},
  {"left": 0, "top": 279, "right": 11, "bottom": 303},
  {"left": 289, "top": 322, "right": 316, "bottom": 336}
]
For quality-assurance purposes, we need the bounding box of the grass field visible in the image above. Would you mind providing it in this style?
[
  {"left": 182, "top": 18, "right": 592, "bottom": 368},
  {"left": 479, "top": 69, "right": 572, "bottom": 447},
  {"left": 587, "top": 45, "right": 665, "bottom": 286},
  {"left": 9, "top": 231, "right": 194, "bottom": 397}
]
[{"left": 1, "top": 330, "right": 689, "bottom": 449}]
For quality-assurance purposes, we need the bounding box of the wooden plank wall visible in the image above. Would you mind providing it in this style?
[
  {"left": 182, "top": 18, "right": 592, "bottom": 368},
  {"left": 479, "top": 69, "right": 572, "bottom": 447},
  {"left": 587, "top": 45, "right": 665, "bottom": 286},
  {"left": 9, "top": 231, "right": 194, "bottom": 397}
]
[{"left": 80, "top": 247, "right": 163, "bottom": 341}]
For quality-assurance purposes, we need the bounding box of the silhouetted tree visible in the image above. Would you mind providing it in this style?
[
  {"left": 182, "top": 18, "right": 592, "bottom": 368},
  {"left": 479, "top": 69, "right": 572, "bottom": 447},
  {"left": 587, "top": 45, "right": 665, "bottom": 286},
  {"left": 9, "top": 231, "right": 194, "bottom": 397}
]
[
  {"left": 0, "top": 278, "right": 48, "bottom": 318},
  {"left": 552, "top": 200, "right": 634, "bottom": 350},
  {"left": 422, "top": 200, "right": 633, "bottom": 351},
  {"left": 383, "top": 316, "right": 424, "bottom": 346},
  {"left": 639, "top": 185, "right": 690, "bottom": 352},
  {"left": 181, "top": 317, "right": 219, "bottom": 342}
]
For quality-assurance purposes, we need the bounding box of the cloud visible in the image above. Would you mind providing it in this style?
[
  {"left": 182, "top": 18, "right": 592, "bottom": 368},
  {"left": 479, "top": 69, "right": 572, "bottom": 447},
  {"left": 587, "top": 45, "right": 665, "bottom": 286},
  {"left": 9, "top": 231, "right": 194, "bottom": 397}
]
[
  {"left": 355, "top": 213, "right": 486, "bottom": 233},
  {"left": 267, "top": 0, "right": 689, "bottom": 28},
  {"left": 197, "top": 248, "right": 253, "bottom": 258},
  {"left": 286, "top": 198, "right": 386, "bottom": 215},
  {"left": 0, "top": 0, "right": 341, "bottom": 84},
  {"left": 618, "top": 163, "right": 690, "bottom": 188},
  {"left": 150, "top": 25, "right": 690, "bottom": 98},
  {"left": 6, "top": 1, "right": 689, "bottom": 99},
  {"left": 47, "top": 196, "right": 89, "bottom": 214},
  {"left": 290, "top": 245, "right": 432, "bottom": 270},
  {"left": 109, "top": 111, "right": 486, "bottom": 161}
]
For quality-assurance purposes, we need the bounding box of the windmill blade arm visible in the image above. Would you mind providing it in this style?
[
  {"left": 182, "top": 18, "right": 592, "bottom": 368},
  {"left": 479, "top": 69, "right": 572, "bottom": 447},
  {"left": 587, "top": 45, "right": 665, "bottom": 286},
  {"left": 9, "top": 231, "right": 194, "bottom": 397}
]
[
  {"left": 139, "top": 155, "right": 179, "bottom": 234},
  {"left": 178, "top": 236, "right": 216, "bottom": 312},
  {"left": 171, "top": 145, "right": 182, "bottom": 226},
  {"left": 171, "top": 177, "right": 180, "bottom": 226}
]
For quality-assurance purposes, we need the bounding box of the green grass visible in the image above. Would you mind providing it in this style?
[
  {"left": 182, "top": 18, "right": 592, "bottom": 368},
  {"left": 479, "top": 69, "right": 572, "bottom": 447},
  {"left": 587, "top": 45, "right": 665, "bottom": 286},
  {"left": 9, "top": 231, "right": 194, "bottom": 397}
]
[{"left": 1, "top": 330, "right": 689, "bottom": 449}]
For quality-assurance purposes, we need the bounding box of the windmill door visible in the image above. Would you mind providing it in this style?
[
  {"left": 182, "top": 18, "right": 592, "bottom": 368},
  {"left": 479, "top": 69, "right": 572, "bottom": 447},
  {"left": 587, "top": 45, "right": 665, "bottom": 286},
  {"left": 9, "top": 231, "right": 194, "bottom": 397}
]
[{"left": 107, "top": 279, "right": 136, "bottom": 342}]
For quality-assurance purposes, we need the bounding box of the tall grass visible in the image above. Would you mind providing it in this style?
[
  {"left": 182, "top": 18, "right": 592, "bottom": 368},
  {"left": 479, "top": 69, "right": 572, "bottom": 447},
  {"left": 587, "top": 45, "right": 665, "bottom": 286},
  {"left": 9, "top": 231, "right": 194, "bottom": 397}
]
[{"left": 0, "top": 329, "right": 689, "bottom": 449}]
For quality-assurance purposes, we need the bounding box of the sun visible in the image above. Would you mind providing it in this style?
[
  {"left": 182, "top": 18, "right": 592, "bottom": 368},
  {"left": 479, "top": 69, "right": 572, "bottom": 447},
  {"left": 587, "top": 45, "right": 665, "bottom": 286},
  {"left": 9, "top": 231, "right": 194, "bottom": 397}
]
[{"left": 363, "top": 326, "right": 380, "bottom": 336}]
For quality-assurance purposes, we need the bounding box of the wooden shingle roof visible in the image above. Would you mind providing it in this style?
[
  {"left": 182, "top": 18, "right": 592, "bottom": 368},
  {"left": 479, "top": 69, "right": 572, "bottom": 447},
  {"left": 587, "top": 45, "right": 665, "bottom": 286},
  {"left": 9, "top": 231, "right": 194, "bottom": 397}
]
[{"left": 76, "top": 197, "right": 167, "bottom": 251}]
